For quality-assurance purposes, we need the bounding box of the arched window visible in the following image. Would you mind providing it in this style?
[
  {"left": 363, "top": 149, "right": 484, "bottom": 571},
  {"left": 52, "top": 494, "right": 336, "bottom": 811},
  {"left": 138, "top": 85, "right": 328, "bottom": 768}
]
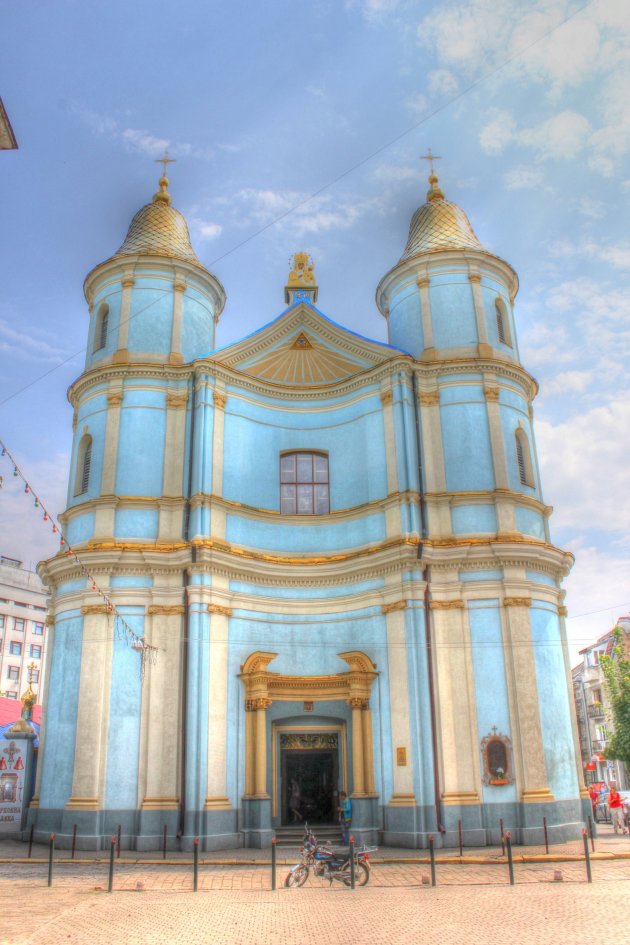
[
  {"left": 93, "top": 304, "right": 109, "bottom": 353},
  {"left": 280, "top": 452, "right": 329, "bottom": 514},
  {"left": 515, "top": 427, "right": 534, "bottom": 487},
  {"left": 494, "top": 299, "right": 511, "bottom": 346},
  {"left": 75, "top": 434, "right": 92, "bottom": 496}
]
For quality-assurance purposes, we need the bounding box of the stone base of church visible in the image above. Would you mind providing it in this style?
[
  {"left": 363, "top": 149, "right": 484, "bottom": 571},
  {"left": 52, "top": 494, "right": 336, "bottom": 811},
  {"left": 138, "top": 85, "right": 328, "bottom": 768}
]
[{"left": 25, "top": 796, "right": 591, "bottom": 851}]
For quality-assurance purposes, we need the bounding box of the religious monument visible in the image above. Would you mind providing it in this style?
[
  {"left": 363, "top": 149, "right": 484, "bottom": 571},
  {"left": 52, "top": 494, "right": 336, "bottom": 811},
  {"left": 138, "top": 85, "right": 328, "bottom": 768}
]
[{"left": 32, "top": 155, "right": 588, "bottom": 849}]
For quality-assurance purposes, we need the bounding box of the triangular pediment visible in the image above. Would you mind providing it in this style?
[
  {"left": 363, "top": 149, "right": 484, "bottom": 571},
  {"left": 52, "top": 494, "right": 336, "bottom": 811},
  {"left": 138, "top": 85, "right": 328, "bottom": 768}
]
[{"left": 211, "top": 302, "right": 402, "bottom": 386}]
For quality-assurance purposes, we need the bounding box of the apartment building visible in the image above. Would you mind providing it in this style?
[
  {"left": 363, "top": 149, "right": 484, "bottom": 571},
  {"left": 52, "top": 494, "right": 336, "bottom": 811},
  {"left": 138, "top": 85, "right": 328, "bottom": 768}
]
[
  {"left": 0, "top": 556, "right": 48, "bottom": 701},
  {"left": 572, "top": 616, "right": 630, "bottom": 789}
]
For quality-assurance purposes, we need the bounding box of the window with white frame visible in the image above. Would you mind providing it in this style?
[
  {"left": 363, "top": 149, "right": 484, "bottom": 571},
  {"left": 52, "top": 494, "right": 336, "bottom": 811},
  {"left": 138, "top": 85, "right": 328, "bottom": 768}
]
[
  {"left": 9, "top": 641, "right": 22, "bottom": 656},
  {"left": 13, "top": 618, "right": 24, "bottom": 632},
  {"left": 33, "top": 623, "right": 44, "bottom": 635},
  {"left": 30, "top": 644, "right": 42, "bottom": 659},
  {"left": 7, "top": 666, "right": 19, "bottom": 681},
  {"left": 280, "top": 452, "right": 330, "bottom": 515}
]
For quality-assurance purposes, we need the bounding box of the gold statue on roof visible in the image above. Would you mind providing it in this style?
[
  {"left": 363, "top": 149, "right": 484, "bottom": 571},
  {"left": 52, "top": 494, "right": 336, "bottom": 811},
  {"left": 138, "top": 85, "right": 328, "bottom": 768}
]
[{"left": 287, "top": 252, "right": 316, "bottom": 288}]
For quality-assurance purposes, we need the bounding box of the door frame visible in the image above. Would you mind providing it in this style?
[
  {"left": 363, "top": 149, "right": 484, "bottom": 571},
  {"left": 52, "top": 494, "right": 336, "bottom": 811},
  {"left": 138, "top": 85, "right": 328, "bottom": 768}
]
[{"left": 271, "top": 723, "right": 347, "bottom": 820}]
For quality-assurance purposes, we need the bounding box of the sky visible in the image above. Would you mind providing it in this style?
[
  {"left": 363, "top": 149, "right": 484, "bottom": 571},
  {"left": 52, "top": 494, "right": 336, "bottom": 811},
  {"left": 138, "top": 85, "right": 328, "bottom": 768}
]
[{"left": 0, "top": 0, "right": 629, "bottom": 663}]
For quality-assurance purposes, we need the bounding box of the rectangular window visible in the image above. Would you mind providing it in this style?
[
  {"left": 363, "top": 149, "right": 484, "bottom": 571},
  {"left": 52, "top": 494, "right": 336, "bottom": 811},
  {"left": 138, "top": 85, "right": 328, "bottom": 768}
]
[
  {"left": 31, "top": 669, "right": 40, "bottom": 683},
  {"left": 9, "top": 641, "right": 22, "bottom": 656},
  {"left": 7, "top": 666, "right": 19, "bottom": 681},
  {"left": 13, "top": 618, "right": 24, "bottom": 632},
  {"left": 6, "top": 692, "right": 17, "bottom": 700},
  {"left": 0, "top": 615, "right": 4, "bottom": 629},
  {"left": 30, "top": 644, "right": 42, "bottom": 658},
  {"left": 280, "top": 452, "right": 330, "bottom": 515},
  {"left": 33, "top": 623, "right": 44, "bottom": 635}
]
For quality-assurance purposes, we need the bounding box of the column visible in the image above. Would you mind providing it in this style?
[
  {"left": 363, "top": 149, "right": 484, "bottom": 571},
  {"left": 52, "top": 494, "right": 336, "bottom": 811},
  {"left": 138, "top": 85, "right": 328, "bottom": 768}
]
[
  {"left": 31, "top": 615, "right": 56, "bottom": 806},
  {"left": 204, "top": 607, "right": 231, "bottom": 808},
  {"left": 349, "top": 698, "right": 367, "bottom": 797},
  {"left": 115, "top": 275, "right": 135, "bottom": 355},
  {"left": 431, "top": 601, "right": 481, "bottom": 806},
  {"left": 380, "top": 388, "right": 399, "bottom": 538},
  {"left": 101, "top": 388, "right": 123, "bottom": 495},
  {"left": 140, "top": 607, "right": 184, "bottom": 809},
  {"left": 469, "top": 272, "right": 489, "bottom": 351},
  {"left": 502, "top": 598, "right": 553, "bottom": 803},
  {"left": 362, "top": 704, "right": 376, "bottom": 796},
  {"left": 244, "top": 702, "right": 256, "bottom": 798},
  {"left": 417, "top": 276, "right": 435, "bottom": 356},
  {"left": 384, "top": 606, "right": 416, "bottom": 805},
  {"left": 254, "top": 698, "right": 271, "bottom": 798},
  {"left": 210, "top": 389, "right": 227, "bottom": 540},
  {"left": 66, "top": 607, "right": 113, "bottom": 810},
  {"left": 159, "top": 389, "right": 188, "bottom": 541},
  {"left": 169, "top": 279, "right": 186, "bottom": 364},
  {"left": 483, "top": 384, "right": 509, "bottom": 490}
]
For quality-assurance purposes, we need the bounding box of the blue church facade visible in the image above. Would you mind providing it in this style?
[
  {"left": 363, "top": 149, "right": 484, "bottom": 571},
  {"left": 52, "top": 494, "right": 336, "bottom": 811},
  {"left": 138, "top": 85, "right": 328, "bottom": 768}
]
[{"left": 32, "top": 168, "right": 589, "bottom": 850}]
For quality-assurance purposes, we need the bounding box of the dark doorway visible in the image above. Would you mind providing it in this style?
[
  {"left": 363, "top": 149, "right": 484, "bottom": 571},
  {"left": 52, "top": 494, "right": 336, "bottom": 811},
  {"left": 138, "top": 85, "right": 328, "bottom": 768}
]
[{"left": 281, "top": 749, "right": 338, "bottom": 825}]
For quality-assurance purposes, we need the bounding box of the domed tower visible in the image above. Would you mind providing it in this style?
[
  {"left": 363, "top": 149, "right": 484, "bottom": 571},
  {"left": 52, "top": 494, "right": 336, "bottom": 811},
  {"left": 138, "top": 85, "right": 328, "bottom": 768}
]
[
  {"left": 33, "top": 169, "right": 226, "bottom": 848},
  {"left": 376, "top": 165, "right": 587, "bottom": 844}
]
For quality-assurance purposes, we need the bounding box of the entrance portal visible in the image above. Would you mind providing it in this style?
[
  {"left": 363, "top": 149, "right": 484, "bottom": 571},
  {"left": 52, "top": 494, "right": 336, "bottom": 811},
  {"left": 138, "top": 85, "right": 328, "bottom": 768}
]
[{"left": 280, "top": 733, "right": 340, "bottom": 826}]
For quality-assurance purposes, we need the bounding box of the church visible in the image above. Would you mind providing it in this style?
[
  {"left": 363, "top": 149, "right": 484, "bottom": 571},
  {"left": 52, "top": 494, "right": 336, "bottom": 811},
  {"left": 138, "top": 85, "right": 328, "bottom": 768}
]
[{"left": 32, "top": 162, "right": 589, "bottom": 849}]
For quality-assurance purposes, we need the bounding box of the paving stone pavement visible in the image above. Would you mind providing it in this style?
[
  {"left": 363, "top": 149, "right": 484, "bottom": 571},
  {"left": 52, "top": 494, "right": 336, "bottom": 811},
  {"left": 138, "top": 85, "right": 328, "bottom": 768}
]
[{"left": 2, "top": 882, "right": 630, "bottom": 945}]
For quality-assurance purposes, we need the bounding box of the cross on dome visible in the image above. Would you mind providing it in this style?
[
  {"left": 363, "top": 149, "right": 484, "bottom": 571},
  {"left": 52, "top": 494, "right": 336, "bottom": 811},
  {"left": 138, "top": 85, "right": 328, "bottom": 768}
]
[
  {"left": 153, "top": 150, "right": 176, "bottom": 206},
  {"left": 420, "top": 148, "right": 442, "bottom": 177}
]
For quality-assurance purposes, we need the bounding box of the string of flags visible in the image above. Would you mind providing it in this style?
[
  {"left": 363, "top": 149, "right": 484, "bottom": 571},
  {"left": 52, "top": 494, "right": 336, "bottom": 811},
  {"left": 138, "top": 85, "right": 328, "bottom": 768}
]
[{"left": 0, "top": 437, "right": 158, "bottom": 673}]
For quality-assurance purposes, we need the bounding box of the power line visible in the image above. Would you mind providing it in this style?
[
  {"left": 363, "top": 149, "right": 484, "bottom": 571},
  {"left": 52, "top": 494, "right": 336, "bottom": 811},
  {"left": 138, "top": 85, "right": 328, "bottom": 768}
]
[{"left": 0, "top": 0, "right": 593, "bottom": 412}]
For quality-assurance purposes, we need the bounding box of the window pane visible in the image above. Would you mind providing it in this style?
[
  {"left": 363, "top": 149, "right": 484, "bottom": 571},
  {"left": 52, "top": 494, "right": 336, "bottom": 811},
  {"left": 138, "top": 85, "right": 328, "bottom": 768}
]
[
  {"left": 280, "top": 455, "right": 296, "bottom": 483},
  {"left": 314, "top": 455, "right": 328, "bottom": 483},
  {"left": 297, "top": 484, "right": 313, "bottom": 513},
  {"left": 280, "top": 485, "right": 296, "bottom": 514},
  {"left": 314, "top": 484, "right": 329, "bottom": 514},
  {"left": 296, "top": 455, "right": 313, "bottom": 483}
]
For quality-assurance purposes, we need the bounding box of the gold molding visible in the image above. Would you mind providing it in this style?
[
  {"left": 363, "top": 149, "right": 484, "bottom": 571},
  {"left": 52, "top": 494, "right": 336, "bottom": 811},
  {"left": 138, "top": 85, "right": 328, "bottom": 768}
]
[
  {"left": 65, "top": 796, "right": 100, "bottom": 810},
  {"left": 381, "top": 600, "right": 406, "bottom": 614},
  {"left": 389, "top": 792, "right": 416, "bottom": 807},
  {"left": 147, "top": 605, "right": 185, "bottom": 616},
  {"left": 429, "top": 600, "right": 465, "bottom": 610},
  {"left": 240, "top": 650, "right": 377, "bottom": 703},
  {"left": 380, "top": 389, "right": 393, "bottom": 406},
  {"left": 468, "top": 274, "right": 481, "bottom": 284},
  {"left": 419, "top": 390, "right": 440, "bottom": 407},
  {"left": 204, "top": 796, "right": 232, "bottom": 810},
  {"left": 504, "top": 597, "right": 532, "bottom": 608},
  {"left": 522, "top": 788, "right": 555, "bottom": 803},
  {"left": 141, "top": 796, "right": 179, "bottom": 810},
  {"left": 45, "top": 615, "right": 55, "bottom": 627},
  {"left": 416, "top": 277, "right": 430, "bottom": 289},
  {"left": 558, "top": 606, "right": 568, "bottom": 617},
  {"left": 166, "top": 390, "right": 188, "bottom": 409},
  {"left": 81, "top": 604, "right": 110, "bottom": 615},
  {"left": 441, "top": 791, "right": 480, "bottom": 806},
  {"left": 214, "top": 391, "right": 227, "bottom": 409},
  {"left": 107, "top": 391, "right": 123, "bottom": 406},
  {"left": 208, "top": 604, "right": 233, "bottom": 617},
  {"left": 484, "top": 385, "right": 500, "bottom": 402}
]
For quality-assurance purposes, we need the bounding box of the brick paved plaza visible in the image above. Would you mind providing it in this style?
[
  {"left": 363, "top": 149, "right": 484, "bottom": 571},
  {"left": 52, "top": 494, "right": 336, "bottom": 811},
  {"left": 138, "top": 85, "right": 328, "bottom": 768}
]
[{"left": 1, "top": 827, "right": 628, "bottom": 944}]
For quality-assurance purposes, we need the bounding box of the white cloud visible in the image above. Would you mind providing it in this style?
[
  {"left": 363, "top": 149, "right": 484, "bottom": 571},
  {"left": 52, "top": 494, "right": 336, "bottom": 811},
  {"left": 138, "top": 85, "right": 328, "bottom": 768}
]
[
  {"left": 549, "top": 240, "right": 630, "bottom": 270},
  {"left": 119, "top": 128, "right": 170, "bottom": 157},
  {"left": 543, "top": 370, "right": 593, "bottom": 396},
  {"left": 405, "top": 92, "right": 428, "bottom": 116},
  {"left": 428, "top": 69, "right": 459, "bottom": 96},
  {"left": 575, "top": 197, "right": 606, "bottom": 219},
  {"left": 348, "top": 0, "right": 404, "bottom": 20},
  {"left": 190, "top": 219, "right": 223, "bottom": 240},
  {"left": 70, "top": 103, "right": 213, "bottom": 160},
  {"left": 537, "top": 396, "right": 630, "bottom": 534},
  {"left": 503, "top": 164, "right": 544, "bottom": 190},
  {"left": 480, "top": 109, "right": 590, "bottom": 160},
  {"left": 479, "top": 109, "right": 516, "bottom": 155},
  {"left": 0, "top": 319, "right": 68, "bottom": 364}
]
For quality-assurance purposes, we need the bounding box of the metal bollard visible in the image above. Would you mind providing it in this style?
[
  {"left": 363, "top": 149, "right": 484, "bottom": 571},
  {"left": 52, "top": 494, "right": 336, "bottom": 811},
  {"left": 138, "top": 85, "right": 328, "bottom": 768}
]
[
  {"left": 163, "top": 824, "right": 167, "bottom": 860},
  {"left": 458, "top": 819, "right": 463, "bottom": 856},
  {"left": 108, "top": 835, "right": 115, "bottom": 893},
  {"left": 193, "top": 837, "right": 199, "bottom": 892},
  {"left": 271, "top": 836, "right": 277, "bottom": 891},
  {"left": 71, "top": 824, "right": 77, "bottom": 860},
  {"left": 506, "top": 831, "right": 515, "bottom": 886},
  {"left": 349, "top": 836, "right": 355, "bottom": 890},
  {"left": 27, "top": 823, "right": 34, "bottom": 859},
  {"left": 582, "top": 829, "right": 592, "bottom": 883},
  {"left": 428, "top": 835, "right": 437, "bottom": 887},
  {"left": 500, "top": 818, "right": 505, "bottom": 856},
  {"left": 543, "top": 816, "right": 549, "bottom": 855},
  {"left": 117, "top": 824, "right": 121, "bottom": 859},
  {"left": 587, "top": 815, "right": 595, "bottom": 853},
  {"left": 47, "top": 834, "right": 55, "bottom": 887}
]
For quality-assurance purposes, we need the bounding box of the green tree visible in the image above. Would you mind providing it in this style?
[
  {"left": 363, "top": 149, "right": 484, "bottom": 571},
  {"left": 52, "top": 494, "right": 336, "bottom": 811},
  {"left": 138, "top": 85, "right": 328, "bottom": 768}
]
[{"left": 600, "top": 628, "right": 630, "bottom": 771}]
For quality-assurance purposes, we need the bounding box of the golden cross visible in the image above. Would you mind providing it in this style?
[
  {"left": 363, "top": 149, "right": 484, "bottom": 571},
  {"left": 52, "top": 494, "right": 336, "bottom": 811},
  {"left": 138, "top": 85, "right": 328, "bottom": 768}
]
[
  {"left": 27, "top": 661, "right": 37, "bottom": 685},
  {"left": 420, "top": 148, "right": 442, "bottom": 176},
  {"left": 155, "top": 150, "right": 176, "bottom": 177}
]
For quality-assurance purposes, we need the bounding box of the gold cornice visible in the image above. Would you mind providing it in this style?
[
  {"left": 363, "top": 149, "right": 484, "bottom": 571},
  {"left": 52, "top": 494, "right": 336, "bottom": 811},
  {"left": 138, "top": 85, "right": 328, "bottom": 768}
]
[
  {"left": 81, "top": 604, "right": 110, "bottom": 615},
  {"left": 381, "top": 600, "right": 406, "bottom": 614},
  {"left": 424, "top": 489, "right": 552, "bottom": 517},
  {"left": 240, "top": 650, "right": 377, "bottom": 703},
  {"left": 503, "top": 597, "right": 532, "bottom": 608},
  {"left": 208, "top": 604, "right": 232, "bottom": 617},
  {"left": 429, "top": 599, "right": 465, "bottom": 610},
  {"left": 188, "top": 488, "right": 419, "bottom": 522},
  {"left": 147, "top": 605, "right": 185, "bottom": 616}
]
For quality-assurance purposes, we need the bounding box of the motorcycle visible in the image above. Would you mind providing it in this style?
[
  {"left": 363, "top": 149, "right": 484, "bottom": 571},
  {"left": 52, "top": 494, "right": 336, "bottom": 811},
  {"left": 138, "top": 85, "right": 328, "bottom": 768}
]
[{"left": 284, "top": 823, "right": 377, "bottom": 888}]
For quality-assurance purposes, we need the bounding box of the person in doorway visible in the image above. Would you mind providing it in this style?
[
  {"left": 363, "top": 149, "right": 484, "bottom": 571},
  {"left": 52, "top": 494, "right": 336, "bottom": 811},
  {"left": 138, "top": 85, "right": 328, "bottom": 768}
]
[
  {"left": 608, "top": 782, "right": 627, "bottom": 834},
  {"left": 338, "top": 790, "right": 352, "bottom": 844},
  {"left": 289, "top": 779, "right": 302, "bottom": 823},
  {"left": 588, "top": 783, "right": 599, "bottom": 815}
]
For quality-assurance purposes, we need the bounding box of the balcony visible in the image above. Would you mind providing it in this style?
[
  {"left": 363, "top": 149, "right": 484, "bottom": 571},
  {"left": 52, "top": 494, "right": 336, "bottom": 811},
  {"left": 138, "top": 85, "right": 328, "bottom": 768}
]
[
  {"left": 587, "top": 703, "right": 606, "bottom": 720},
  {"left": 591, "top": 739, "right": 608, "bottom": 752}
]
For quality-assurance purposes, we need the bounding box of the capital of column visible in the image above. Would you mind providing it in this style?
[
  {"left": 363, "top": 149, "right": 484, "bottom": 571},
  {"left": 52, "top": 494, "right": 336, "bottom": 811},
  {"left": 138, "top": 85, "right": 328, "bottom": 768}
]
[
  {"left": 348, "top": 696, "right": 369, "bottom": 710},
  {"left": 419, "top": 390, "right": 440, "bottom": 407},
  {"left": 504, "top": 597, "right": 532, "bottom": 608},
  {"left": 484, "top": 385, "right": 501, "bottom": 402},
  {"left": 380, "top": 389, "right": 393, "bottom": 406},
  {"left": 166, "top": 390, "right": 188, "bottom": 409},
  {"left": 246, "top": 697, "right": 272, "bottom": 711},
  {"left": 107, "top": 391, "right": 123, "bottom": 407},
  {"left": 213, "top": 391, "right": 227, "bottom": 410}
]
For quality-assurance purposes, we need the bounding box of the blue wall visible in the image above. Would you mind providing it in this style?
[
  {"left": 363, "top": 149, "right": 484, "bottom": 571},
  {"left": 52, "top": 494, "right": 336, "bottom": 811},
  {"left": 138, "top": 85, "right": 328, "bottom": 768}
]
[
  {"left": 104, "top": 609, "right": 144, "bottom": 809},
  {"left": 440, "top": 389, "right": 495, "bottom": 492},
  {"left": 116, "top": 399, "right": 166, "bottom": 496}
]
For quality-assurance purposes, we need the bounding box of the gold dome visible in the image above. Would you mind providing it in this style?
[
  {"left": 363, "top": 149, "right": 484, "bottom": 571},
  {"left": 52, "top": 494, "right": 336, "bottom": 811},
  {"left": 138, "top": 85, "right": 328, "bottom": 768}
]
[
  {"left": 399, "top": 172, "right": 483, "bottom": 261},
  {"left": 114, "top": 174, "right": 201, "bottom": 265}
]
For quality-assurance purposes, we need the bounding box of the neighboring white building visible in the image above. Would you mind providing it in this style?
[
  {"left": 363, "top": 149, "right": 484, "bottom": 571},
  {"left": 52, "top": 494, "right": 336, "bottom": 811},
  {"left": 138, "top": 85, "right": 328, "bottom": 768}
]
[
  {"left": 0, "top": 556, "right": 48, "bottom": 702},
  {"left": 572, "top": 617, "right": 630, "bottom": 790}
]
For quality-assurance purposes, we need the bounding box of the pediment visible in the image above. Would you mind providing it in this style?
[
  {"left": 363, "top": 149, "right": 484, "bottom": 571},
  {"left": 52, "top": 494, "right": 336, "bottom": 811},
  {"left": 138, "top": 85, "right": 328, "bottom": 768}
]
[{"left": 212, "top": 303, "right": 400, "bottom": 386}]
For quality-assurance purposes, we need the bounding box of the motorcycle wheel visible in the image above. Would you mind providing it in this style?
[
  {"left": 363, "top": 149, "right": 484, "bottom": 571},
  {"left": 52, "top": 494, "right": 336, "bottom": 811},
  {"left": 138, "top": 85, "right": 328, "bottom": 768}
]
[
  {"left": 343, "top": 862, "right": 369, "bottom": 887},
  {"left": 285, "top": 865, "right": 309, "bottom": 888}
]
